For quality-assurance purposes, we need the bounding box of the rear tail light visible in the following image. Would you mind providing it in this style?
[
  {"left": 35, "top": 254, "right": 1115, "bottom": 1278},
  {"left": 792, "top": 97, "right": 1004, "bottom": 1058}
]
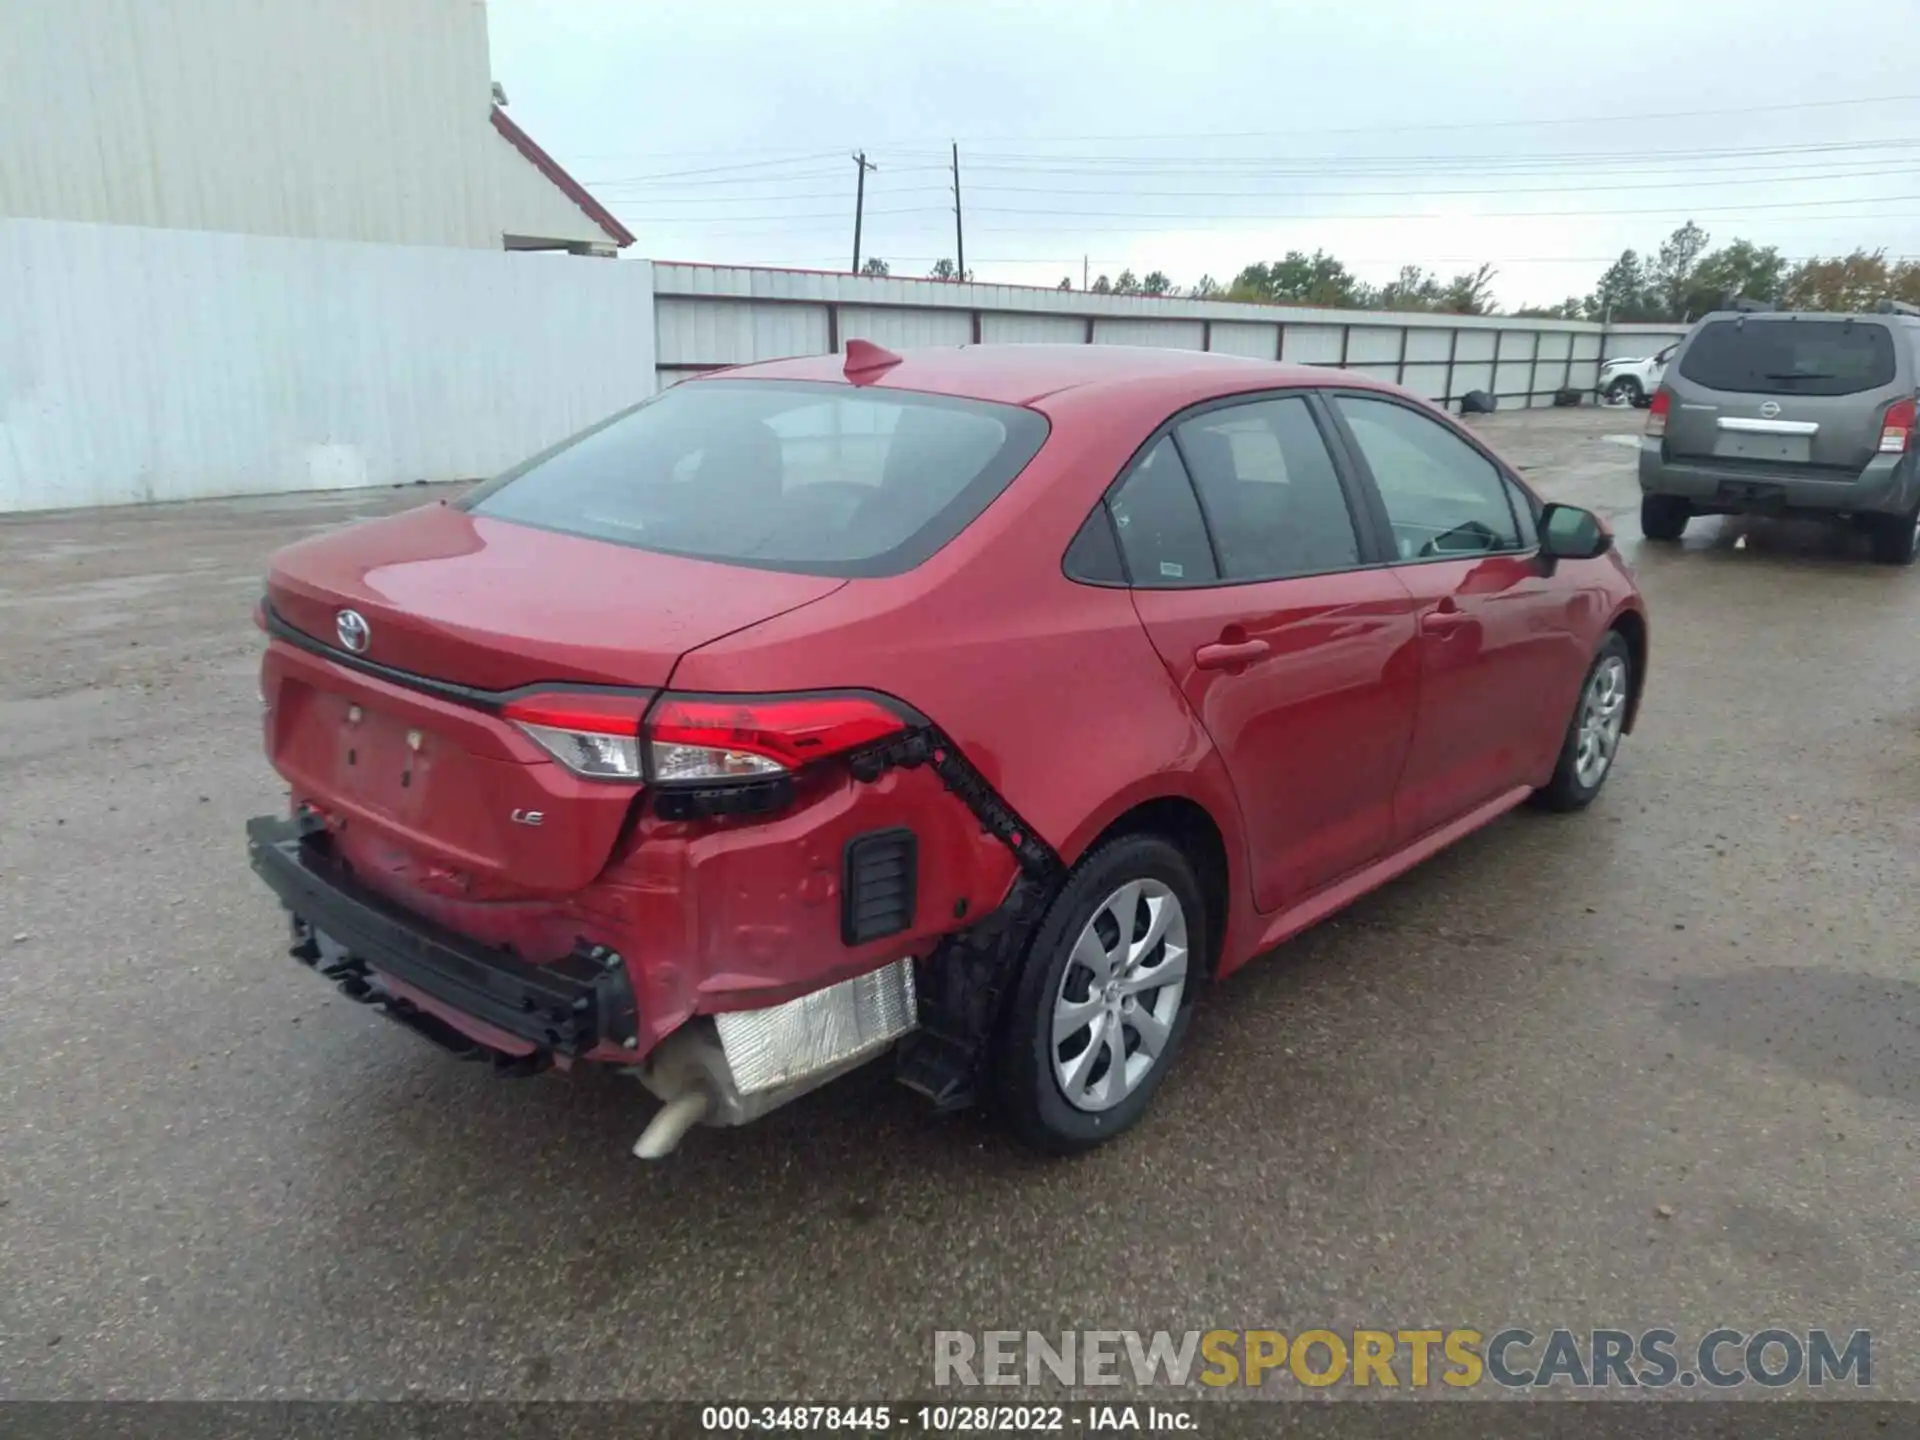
[
  {"left": 1646, "top": 389, "right": 1671, "bottom": 438},
  {"left": 1880, "top": 396, "right": 1915, "bottom": 453},
  {"left": 645, "top": 693, "right": 908, "bottom": 784},
  {"left": 502, "top": 692, "right": 648, "bottom": 780},
  {"left": 502, "top": 689, "right": 911, "bottom": 785}
]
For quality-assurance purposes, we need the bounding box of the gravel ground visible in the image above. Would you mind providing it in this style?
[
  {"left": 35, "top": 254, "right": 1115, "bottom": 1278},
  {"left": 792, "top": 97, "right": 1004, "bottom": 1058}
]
[{"left": 1, "top": 406, "right": 1915, "bottom": 1402}]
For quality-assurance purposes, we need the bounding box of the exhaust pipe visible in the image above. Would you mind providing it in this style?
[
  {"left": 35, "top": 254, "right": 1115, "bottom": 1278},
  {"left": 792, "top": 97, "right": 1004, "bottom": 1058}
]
[
  {"left": 632, "top": 1091, "right": 711, "bottom": 1159},
  {"left": 626, "top": 959, "right": 919, "bottom": 1158}
]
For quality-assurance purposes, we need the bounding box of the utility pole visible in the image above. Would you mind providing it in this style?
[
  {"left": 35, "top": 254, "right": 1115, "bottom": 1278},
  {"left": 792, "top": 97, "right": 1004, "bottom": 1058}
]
[
  {"left": 950, "top": 142, "right": 965, "bottom": 283},
  {"left": 850, "top": 151, "right": 877, "bottom": 274},
  {"left": 1083, "top": 255, "right": 1089, "bottom": 291}
]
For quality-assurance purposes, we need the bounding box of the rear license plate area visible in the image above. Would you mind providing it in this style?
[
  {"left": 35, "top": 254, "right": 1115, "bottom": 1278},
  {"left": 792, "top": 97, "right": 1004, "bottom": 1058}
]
[
  {"left": 1713, "top": 433, "right": 1811, "bottom": 464},
  {"left": 335, "top": 701, "right": 437, "bottom": 814}
]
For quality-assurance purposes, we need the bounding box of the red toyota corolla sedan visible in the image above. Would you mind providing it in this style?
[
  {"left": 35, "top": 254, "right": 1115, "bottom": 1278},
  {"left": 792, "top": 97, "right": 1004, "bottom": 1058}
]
[{"left": 246, "top": 342, "right": 1647, "bottom": 1157}]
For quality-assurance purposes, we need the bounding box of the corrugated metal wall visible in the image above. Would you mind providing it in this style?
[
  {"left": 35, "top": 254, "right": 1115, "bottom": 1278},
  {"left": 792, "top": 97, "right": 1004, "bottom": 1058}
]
[
  {"left": 0, "top": 0, "right": 607, "bottom": 251},
  {"left": 1601, "top": 329, "right": 1688, "bottom": 360},
  {"left": 0, "top": 220, "right": 656, "bottom": 512},
  {"left": 653, "top": 263, "right": 1678, "bottom": 408}
]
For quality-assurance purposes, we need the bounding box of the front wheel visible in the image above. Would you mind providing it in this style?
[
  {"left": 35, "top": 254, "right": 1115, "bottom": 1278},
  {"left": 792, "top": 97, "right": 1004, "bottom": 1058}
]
[
  {"left": 993, "top": 834, "right": 1202, "bottom": 1154},
  {"left": 1533, "top": 632, "right": 1633, "bottom": 812}
]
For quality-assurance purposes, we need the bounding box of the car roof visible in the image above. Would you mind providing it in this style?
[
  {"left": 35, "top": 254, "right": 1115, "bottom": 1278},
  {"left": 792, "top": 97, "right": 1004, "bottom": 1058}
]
[
  {"left": 1692, "top": 309, "right": 1901, "bottom": 325},
  {"left": 688, "top": 343, "right": 1402, "bottom": 408}
]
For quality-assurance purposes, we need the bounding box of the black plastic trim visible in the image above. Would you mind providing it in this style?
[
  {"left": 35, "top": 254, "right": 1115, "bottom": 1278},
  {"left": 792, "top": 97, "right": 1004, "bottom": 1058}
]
[
  {"left": 262, "top": 603, "right": 656, "bottom": 714},
  {"left": 848, "top": 727, "right": 1060, "bottom": 880},
  {"left": 842, "top": 827, "right": 918, "bottom": 945},
  {"left": 246, "top": 815, "right": 637, "bottom": 1056}
]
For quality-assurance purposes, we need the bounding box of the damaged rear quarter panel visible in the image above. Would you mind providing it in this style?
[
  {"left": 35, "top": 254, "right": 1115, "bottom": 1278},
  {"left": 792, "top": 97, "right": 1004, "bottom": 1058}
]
[{"left": 606, "top": 761, "right": 1019, "bottom": 1029}]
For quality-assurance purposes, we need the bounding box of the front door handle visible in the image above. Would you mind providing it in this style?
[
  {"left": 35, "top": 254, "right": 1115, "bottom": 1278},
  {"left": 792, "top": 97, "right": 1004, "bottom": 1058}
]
[
  {"left": 1422, "top": 600, "right": 1471, "bottom": 634},
  {"left": 1195, "top": 638, "right": 1270, "bottom": 670}
]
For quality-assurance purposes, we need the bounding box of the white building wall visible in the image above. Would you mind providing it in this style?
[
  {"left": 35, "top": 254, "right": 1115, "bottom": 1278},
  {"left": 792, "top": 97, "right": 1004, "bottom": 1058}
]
[
  {"left": 0, "top": 0, "right": 609, "bottom": 251},
  {"left": 0, "top": 219, "right": 655, "bottom": 511}
]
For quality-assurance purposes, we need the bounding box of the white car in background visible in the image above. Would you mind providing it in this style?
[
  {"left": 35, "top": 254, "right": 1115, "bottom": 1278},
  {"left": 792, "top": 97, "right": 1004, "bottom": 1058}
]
[{"left": 1598, "top": 343, "right": 1678, "bottom": 408}]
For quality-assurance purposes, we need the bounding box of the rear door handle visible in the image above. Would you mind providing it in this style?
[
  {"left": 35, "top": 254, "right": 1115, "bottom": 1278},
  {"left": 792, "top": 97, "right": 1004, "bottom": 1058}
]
[{"left": 1194, "top": 639, "right": 1270, "bottom": 670}]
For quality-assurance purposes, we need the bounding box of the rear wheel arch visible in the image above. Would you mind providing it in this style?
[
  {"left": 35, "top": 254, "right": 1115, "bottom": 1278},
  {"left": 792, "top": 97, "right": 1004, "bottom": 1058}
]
[{"left": 1070, "top": 795, "right": 1231, "bottom": 979}]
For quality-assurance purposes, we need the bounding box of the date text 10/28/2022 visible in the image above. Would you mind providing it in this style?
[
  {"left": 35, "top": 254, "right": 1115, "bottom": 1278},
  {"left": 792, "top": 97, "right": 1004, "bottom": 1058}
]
[{"left": 701, "top": 1407, "right": 1191, "bottom": 1433}]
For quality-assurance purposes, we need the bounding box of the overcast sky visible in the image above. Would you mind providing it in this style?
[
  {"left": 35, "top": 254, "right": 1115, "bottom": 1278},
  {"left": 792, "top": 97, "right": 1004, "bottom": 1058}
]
[{"left": 488, "top": 0, "right": 1920, "bottom": 308}]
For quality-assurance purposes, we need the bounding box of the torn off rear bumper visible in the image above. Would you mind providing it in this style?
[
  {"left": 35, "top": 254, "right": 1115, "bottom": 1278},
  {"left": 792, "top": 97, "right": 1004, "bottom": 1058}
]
[{"left": 245, "top": 815, "right": 640, "bottom": 1065}]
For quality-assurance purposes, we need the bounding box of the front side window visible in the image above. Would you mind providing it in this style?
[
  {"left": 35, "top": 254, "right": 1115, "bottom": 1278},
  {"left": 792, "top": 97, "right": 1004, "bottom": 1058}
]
[
  {"left": 463, "top": 380, "right": 1049, "bottom": 577},
  {"left": 1333, "top": 395, "right": 1523, "bottom": 560},
  {"left": 1174, "top": 397, "right": 1362, "bottom": 581}
]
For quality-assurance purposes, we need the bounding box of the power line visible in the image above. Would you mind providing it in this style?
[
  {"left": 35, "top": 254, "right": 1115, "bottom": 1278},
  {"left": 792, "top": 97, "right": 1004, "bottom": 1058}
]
[
  {"left": 930, "top": 137, "right": 1920, "bottom": 174},
  {"left": 962, "top": 194, "right": 1920, "bottom": 225},
  {"left": 615, "top": 206, "right": 944, "bottom": 224},
  {"left": 615, "top": 192, "right": 1920, "bottom": 228},
  {"left": 590, "top": 165, "right": 953, "bottom": 189},
  {"left": 955, "top": 164, "right": 1920, "bottom": 201},
  {"left": 588, "top": 168, "right": 855, "bottom": 191},
  {"left": 931, "top": 92, "right": 1920, "bottom": 145},
  {"left": 596, "top": 162, "right": 1920, "bottom": 208},
  {"left": 610, "top": 187, "right": 953, "bottom": 205},
  {"left": 580, "top": 150, "right": 848, "bottom": 183},
  {"left": 560, "top": 92, "right": 1920, "bottom": 163},
  {"left": 736, "top": 252, "right": 1873, "bottom": 267},
  {"left": 592, "top": 143, "right": 1920, "bottom": 191},
  {"left": 962, "top": 213, "right": 1920, "bottom": 234}
]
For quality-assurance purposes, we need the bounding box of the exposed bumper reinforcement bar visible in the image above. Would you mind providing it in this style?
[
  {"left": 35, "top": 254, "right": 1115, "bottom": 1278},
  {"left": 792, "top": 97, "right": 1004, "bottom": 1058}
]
[{"left": 245, "top": 815, "right": 638, "bottom": 1059}]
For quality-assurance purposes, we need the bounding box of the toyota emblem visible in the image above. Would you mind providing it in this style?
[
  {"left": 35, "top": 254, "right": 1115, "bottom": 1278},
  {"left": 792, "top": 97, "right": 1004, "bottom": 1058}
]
[
  {"left": 335, "top": 609, "right": 371, "bottom": 654},
  {"left": 1759, "top": 400, "right": 1782, "bottom": 418}
]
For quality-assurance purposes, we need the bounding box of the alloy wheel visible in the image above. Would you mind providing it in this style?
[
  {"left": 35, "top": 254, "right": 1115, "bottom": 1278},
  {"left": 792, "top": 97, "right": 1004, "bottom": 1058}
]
[
  {"left": 1051, "top": 880, "right": 1189, "bottom": 1112},
  {"left": 1574, "top": 655, "right": 1629, "bottom": 788}
]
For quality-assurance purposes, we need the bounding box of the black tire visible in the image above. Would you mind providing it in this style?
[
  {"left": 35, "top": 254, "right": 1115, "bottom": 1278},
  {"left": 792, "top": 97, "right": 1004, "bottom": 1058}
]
[
  {"left": 1640, "top": 493, "right": 1690, "bottom": 542},
  {"left": 993, "top": 833, "right": 1204, "bottom": 1155},
  {"left": 1864, "top": 500, "right": 1920, "bottom": 566},
  {"left": 1606, "top": 378, "right": 1644, "bottom": 408},
  {"left": 1533, "top": 631, "right": 1633, "bottom": 812}
]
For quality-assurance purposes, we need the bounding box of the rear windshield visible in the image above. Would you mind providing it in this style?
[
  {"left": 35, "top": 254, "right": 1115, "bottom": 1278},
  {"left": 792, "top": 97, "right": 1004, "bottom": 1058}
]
[
  {"left": 1677, "top": 318, "right": 1898, "bottom": 397},
  {"left": 462, "top": 380, "right": 1050, "bottom": 577}
]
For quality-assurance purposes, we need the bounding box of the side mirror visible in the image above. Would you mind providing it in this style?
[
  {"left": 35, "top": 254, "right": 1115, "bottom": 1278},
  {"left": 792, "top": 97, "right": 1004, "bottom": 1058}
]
[{"left": 1539, "top": 502, "right": 1613, "bottom": 561}]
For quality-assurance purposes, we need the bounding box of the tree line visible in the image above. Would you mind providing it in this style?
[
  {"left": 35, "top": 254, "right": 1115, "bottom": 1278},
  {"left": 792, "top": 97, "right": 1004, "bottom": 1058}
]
[{"left": 857, "top": 223, "right": 1920, "bottom": 320}]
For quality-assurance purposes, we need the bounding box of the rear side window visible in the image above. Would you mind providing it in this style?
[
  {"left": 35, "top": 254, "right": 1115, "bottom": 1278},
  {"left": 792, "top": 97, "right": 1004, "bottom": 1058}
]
[
  {"left": 1677, "top": 319, "right": 1898, "bottom": 397},
  {"left": 1174, "top": 397, "right": 1361, "bottom": 580},
  {"left": 463, "top": 380, "right": 1049, "bottom": 577},
  {"left": 1109, "top": 437, "right": 1218, "bottom": 586}
]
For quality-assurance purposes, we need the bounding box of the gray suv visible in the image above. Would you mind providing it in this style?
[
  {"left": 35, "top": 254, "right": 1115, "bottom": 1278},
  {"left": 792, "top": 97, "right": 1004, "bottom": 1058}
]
[{"left": 1638, "top": 306, "right": 1920, "bottom": 564}]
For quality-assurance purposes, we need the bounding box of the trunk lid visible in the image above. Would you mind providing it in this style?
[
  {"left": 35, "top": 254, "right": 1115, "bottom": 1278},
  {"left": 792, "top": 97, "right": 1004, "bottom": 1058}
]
[
  {"left": 1666, "top": 316, "right": 1905, "bottom": 473},
  {"left": 262, "top": 503, "right": 845, "bottom": 896},
  {"left": 267, "top": 502, "right": 846, "bottom": 691}
]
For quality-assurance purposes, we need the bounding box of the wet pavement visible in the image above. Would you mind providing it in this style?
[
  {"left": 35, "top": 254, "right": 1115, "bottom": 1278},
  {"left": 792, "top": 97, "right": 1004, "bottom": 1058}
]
[{"left": 1, "top": 406, "right": 1915, "bottom": 1399}]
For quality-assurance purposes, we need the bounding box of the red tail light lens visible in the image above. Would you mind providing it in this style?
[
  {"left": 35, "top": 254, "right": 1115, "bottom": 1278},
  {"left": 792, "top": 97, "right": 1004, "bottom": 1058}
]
[
  {"left": 1880, "top": 396, "right": 1915, "bottom": 454},
  {"left": 502, "top": 691, "right": 648, "bottom": 781},
  {"left": 1645, "top": 389, "right": 1671, "bottom": 438},
  {"left": 645, "top": 692, "right": 909, "bottom": 784}
]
